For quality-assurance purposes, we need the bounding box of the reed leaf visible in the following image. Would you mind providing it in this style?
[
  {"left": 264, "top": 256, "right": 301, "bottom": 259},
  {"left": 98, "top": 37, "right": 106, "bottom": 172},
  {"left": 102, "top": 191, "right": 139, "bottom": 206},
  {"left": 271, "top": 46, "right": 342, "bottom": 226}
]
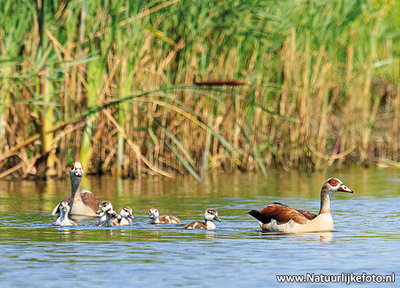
[
  {"left": 161, "top": 138, "right": 201, "bottom": 182},
  {"left": 154, "top": 119, "right": 196, "bottom": 167},
  {"left": 0, "top": 0, "right": 398, "bottom": 178}
]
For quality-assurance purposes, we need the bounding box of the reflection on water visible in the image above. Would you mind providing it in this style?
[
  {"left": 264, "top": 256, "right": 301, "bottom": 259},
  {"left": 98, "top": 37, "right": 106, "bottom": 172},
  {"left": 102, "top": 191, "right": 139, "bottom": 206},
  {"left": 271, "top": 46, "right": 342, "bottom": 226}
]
[
  {"left": 0, "top": 168, "right": 398, "bottom": 286},
  {"left": 258, "top": 231, "right": 333, "bottom": 243}
]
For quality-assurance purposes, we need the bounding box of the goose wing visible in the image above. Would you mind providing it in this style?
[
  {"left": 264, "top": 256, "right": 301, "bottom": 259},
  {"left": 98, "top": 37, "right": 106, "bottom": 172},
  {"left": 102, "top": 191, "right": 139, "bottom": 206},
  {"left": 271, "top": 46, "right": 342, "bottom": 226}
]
[
  {"left": 80, "top": 190, "right": 100, "bottom": 213},
  {"left": 249, "top": 204, "right": 309, "bottom": 225},
  {"left": 296, "top": 209, "right": 317, "bottom": 220},
  {"left": 184, "top": 221, "right": 206, "bottom": 229},
  {"left": 272, "top": 201, "right": 317, "bottom": 219},
  {"left": 159, "top": 215, "right": 180, "bottom": 224}
]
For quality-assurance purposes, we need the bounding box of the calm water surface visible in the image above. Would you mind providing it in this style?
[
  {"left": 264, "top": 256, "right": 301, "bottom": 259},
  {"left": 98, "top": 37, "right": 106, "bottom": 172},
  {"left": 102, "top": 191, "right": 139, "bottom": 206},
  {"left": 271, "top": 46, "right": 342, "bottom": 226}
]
[{"left": 0, "top": 168, "right": 398, "bottom": 287}]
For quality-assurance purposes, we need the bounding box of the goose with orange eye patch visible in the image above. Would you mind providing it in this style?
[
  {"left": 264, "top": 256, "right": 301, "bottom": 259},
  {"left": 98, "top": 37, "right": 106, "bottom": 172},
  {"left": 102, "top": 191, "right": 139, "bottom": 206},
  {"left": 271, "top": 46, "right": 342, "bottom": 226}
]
[
  {"left": 51, "top": 162, "right": 100, "bottom": 218},
  {"left": 248, "top": 178, "right": 353, "bottom": 233}
]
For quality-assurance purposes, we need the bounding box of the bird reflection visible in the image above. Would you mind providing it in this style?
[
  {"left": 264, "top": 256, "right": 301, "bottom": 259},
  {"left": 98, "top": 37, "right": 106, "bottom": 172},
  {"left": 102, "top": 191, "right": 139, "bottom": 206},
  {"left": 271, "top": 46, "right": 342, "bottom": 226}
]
[
  {"left": 258, "top": 231, "right": 333, "bottom": 242},
  {"left": 205, "top": 230, "right": 217, "bottom": 239}
]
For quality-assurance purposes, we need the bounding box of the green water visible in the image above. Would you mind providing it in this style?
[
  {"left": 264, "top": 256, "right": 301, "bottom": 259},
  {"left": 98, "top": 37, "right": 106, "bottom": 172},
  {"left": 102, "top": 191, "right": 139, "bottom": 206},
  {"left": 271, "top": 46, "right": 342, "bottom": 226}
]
[{"left": 0, "top": 168, "right": 398, "bottom": 286}]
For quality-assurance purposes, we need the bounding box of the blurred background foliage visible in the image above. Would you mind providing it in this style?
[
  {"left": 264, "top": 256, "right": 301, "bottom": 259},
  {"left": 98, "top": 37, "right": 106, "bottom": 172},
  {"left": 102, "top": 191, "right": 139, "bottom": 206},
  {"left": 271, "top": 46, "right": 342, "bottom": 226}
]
[{"left": 0, "top": 0, "right": 398, "bottom": 179}]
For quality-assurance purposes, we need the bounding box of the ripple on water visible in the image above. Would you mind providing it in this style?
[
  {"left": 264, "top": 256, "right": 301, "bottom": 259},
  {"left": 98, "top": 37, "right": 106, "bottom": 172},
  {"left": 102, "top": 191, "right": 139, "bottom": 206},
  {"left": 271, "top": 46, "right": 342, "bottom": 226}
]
[{"left": 0, "top": 169, "right": 399, "bottom": 286}]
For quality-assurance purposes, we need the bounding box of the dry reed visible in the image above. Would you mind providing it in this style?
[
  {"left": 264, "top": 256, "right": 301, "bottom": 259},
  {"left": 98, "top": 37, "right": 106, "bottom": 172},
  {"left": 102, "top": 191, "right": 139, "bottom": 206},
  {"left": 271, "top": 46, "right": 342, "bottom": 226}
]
[{"left": 0, "top": 0, "right": 398, "bottom": 179}]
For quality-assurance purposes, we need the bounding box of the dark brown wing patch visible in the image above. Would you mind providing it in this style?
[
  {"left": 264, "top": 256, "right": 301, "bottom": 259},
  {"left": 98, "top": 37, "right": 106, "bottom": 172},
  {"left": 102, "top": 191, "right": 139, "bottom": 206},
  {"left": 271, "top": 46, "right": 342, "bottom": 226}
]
[
  {"left": 184, "top": 221, "right": 206, "bottom": 229},
  {"left": 296, "top": 210, "right": 317, "bottom": 220},
  {"left": 81, "top": 191, "right": 100, "bottom": 213},
  {"left": 159, "top": 215, "right": 180, "bottom": 224},
  {"left": 169, "top": 216, "right": 180, "bottom": 223},
  {"left": 159, "top": 215, "right": 170, "bottom": 223},
  {"left": 256, "top": 204, "right": 309, "bottom": 224}
]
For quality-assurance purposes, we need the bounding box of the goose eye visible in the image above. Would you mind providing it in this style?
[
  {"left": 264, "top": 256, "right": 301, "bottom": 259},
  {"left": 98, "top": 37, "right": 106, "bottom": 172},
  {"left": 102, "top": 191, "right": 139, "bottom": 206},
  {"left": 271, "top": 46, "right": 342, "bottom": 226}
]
[{"left": 328, "top": 178, "right": 340, "bottom": 186}]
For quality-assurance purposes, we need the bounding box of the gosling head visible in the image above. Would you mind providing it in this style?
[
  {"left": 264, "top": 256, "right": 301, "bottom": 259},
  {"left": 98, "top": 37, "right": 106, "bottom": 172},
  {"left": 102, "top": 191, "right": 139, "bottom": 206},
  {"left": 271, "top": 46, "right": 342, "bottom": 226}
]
[
  {"left": 204, "top": 208, "right": 221, "bottom": 222},
  {"left": 120, "top": 206, "right": 134, "bottom": 221},
  {"left": 59, "top": 201, "right": 71, "bottom": 215},
  {"left": 96, "top": 201, "right": 113, "bottom": 215},
  {"left": 148, "top": 208, "right": 159, "bottom": 219}
]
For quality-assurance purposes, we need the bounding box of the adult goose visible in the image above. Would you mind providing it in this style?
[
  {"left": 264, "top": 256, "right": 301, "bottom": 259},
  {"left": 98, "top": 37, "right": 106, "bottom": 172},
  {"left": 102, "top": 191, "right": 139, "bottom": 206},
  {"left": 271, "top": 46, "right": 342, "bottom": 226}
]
[
  {"left": 52, "top": 162, "right": 100, "bottom": 217},
  {"left": 248, "top": 178, "right": 353, "bottom": 233}
]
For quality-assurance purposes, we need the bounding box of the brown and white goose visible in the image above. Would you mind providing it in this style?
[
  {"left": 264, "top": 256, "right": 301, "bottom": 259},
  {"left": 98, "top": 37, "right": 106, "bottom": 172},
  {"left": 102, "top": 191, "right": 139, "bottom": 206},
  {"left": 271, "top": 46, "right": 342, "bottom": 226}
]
[
  {"left": 148, "top": 208, "right": 180, "bottom": 224},
  {"left": 248, "top": 178, "right": 353, "bottom": 233},
  {"left": 53, "top": 200, "right": 77, "bottom": 226},
  {"left": 51, "top": 162, "right": 100, "bottom": 217},
  {"left": 96, "top": 201, "right": 119, "bottom": 227},
  {"left": 184, "top": 208, "right": 221, "bottom": 230},
  {"left": 119, "top": 206, "right": 135, "bottom": 225}
]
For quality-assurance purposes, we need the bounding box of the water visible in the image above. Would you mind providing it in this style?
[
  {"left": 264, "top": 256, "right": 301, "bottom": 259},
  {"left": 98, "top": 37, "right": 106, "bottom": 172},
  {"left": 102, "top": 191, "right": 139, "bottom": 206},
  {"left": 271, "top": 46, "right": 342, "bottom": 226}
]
[{"left": 0, "top": 168, "right": 398, "bottom": 287}]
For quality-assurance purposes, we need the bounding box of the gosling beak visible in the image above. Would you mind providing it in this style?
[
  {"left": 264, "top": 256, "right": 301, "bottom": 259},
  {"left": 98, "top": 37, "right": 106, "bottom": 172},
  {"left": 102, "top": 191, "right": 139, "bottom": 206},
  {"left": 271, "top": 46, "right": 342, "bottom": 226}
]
[
  {"left": 338, "top": 184, "right": 353, "bottom": 193},
  {"left": 214, "top": 215, "right": 221, "bottom": 222}
]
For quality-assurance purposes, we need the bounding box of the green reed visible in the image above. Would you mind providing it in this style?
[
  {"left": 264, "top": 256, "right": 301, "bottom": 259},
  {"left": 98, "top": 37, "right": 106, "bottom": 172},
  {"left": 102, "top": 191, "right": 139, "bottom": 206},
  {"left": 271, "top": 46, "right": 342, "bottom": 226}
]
[{"left": 0, "top": 0, "right": 398, "bottom": 179}]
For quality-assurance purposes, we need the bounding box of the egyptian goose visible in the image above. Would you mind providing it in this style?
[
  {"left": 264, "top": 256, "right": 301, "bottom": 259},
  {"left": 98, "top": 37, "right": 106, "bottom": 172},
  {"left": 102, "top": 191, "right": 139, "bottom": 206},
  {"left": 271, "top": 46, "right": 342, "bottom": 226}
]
[
  {"left": 119, "top": 206, "right": 135, "bottom": 225},
  {"left": 96, "top": 201, "right": 119, "bottom": 227},
  {"left": 53, "top": 200, "right": 77, "bottom": 226},
  {"left": 148, "top": 208, "right": 180, "bottom": 224},
  {"left": 184, "top": 208, "right": 221, "bottom": 230},
  {"left": 248, "top": 178, "right": 353, "bottom": 233},
  {"left": 52, "top": 162, "right": 100, "bottom": 217}
]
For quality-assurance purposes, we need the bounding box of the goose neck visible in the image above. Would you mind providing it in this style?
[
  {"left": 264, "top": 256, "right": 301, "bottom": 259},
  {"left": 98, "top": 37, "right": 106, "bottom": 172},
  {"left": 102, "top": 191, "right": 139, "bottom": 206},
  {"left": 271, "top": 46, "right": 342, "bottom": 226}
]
[
  {"left": 319, "top": 189, "right": 332, "bottom": 214},
  {"left": 70, "top": 176, "right": 82, "bottom": 199}
]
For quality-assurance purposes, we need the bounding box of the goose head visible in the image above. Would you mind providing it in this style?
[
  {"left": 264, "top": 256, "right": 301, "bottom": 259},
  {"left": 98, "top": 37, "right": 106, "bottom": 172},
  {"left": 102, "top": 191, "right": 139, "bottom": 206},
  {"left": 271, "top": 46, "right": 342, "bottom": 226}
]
[
  {"left": 319, "top": 178, "right": 353, "bottom": 214},
  {"left": 96, "top": 201, "right": 113, "bottom": 215},
  {"left": 59, "top": 200, "right": 71, "bottom": 215},
  {"left": 120, "top": 206, "right": 134, "bottom": 221},
  {"left": 148, "top": 208, "right": 159, "bottom": 219},
  {"left": 204, "top": 208, "right": 221, "bottom": 222},
  {"left": 323, "top": 178, "right": 353, "bottom": 194},
  {"left": 70, "top": 162, "right": 84, "bottom": 178}
]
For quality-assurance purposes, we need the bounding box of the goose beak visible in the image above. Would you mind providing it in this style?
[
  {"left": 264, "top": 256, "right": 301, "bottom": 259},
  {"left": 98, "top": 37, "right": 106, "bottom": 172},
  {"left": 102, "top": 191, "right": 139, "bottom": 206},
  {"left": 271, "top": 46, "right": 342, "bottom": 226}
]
[
  {"left": 96, "top": 208, "right": 103, "bottom": 214},
  {"left": 338, "top": 184, "right": 353, "bottom": 193},
  {"left": 214, "top": 215, "right": 221, "bottom": 222},
  {"left": 74, "top": 171, "right": 83, "bottom": 177}
]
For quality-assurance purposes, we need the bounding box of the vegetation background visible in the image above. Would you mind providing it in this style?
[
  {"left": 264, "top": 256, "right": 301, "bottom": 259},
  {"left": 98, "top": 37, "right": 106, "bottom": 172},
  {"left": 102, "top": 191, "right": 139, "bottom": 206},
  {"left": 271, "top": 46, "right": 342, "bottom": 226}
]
[{"left": 0, "top": 0, "right": 398, "bottom": 180}]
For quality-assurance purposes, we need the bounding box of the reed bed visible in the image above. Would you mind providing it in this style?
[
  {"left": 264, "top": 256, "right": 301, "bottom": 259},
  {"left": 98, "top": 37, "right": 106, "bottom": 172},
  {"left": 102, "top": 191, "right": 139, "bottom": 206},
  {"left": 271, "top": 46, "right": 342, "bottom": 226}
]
[{"left": 0, "top": 0, "right": 398, "bottom": 179}]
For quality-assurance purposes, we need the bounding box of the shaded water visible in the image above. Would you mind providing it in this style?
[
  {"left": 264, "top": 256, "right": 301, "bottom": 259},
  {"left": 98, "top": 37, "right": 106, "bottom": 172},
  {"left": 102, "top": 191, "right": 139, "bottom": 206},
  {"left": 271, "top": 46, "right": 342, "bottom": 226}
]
[{"left": 0, "top": 168, "right": 398, "bottom": 287}]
